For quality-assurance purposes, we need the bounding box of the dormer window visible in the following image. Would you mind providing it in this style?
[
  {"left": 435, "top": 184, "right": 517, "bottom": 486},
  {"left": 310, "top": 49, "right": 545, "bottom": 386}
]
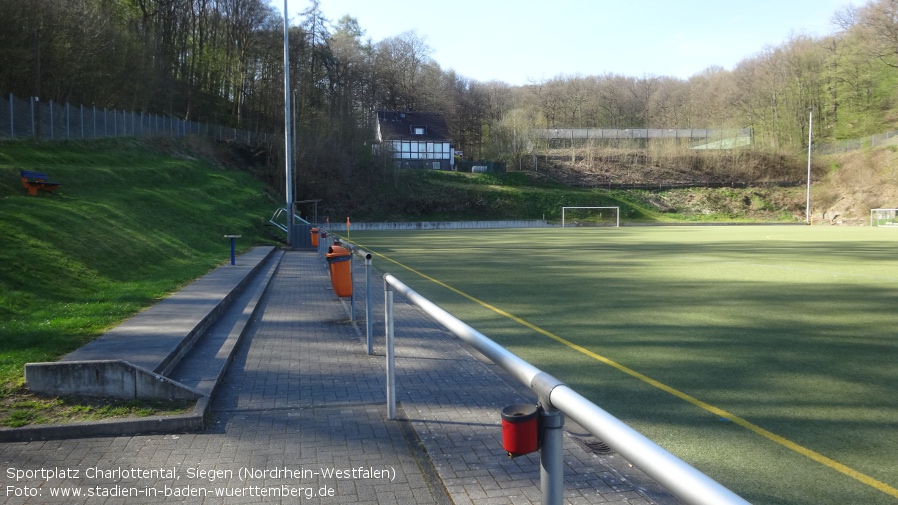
[{"left": 411, "top": 125, "right": 426, "bottom": 135}]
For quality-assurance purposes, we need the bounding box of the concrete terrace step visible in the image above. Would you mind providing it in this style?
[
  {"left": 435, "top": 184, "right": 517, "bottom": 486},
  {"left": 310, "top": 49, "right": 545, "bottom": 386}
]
[
  {"left": 6, "top": 246, "right": 283, "bottom": 443},
  {"left": 168, "top": 249, "right": 283, "bottom": 395},
  {"left": 24, "top": 246, "right": 279, "bottom": 402}
]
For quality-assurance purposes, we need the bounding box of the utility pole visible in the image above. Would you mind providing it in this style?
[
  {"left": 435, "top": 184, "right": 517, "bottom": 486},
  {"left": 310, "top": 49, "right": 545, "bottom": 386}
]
[{"left": 806, "top": 109, "right": 812, "bottom": 225}]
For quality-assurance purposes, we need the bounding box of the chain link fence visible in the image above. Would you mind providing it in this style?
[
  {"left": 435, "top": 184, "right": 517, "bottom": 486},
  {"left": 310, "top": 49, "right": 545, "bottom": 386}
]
[
  {"left": 9, "top": 89, "right": 893, "bottom": 157},
  {"left": 0, "top": 93, "right": 269, "bottom": 144},
  {"left": 815, "top": 130, "right": 898, "bottom": 155}
]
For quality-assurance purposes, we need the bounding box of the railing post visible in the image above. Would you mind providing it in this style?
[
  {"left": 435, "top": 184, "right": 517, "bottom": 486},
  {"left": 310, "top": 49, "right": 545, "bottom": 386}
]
[
  {"left": 365, "top": 253, "right": 374, "bottom": 355},
  {"left": 539, "top": 408, "right": 565, "bottom": 505},
  {"left": 384, "top": 279, "right": 396, "bottom": 420},
  {"left": 350, "top": 279, "right": 356, "bottom": 323}
]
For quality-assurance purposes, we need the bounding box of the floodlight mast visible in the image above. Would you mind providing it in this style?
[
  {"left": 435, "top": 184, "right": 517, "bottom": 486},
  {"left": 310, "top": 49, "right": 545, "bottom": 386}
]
[{"left": 283, "top": 0, "right": 294, "bottom": 245}]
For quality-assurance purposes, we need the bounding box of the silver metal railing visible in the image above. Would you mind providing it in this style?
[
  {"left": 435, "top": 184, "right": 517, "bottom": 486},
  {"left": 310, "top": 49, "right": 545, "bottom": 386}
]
[
  {"left": 269, "top": 207, "right": 310, "bottom": 234},
  {"left": 382, "top": 273, "right": 751, "bottom": 505}
]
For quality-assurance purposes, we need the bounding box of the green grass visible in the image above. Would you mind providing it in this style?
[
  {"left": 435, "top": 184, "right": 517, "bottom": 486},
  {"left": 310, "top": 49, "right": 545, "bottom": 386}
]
[
  {"left": 0, "top": 138, "right": 277, "bottom": 396},
  {"left": 348, "top": 226, "right": 898, "bottom": 505},
  {"left": 1, "top": 394, "right": 192, "bottom": 427}
]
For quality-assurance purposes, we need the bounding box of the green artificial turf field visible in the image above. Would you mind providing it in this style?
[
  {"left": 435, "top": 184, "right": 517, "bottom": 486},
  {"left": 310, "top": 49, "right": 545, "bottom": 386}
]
[{"left": 347, "top": 225, "right": 898, "bottom": 505}]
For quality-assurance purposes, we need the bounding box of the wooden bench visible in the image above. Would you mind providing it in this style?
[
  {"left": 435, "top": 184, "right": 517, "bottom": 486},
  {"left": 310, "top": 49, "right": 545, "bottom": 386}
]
[{"left": 20, "top": 170, "right": 61, "bottom": 196}]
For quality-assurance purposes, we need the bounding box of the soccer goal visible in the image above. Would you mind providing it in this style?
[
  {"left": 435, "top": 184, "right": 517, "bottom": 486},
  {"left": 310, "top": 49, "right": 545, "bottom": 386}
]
[
  {"left": 870, "top": 208, "right": 898, "bottom": 227},
  {"left": 561, "top": 206, "right": 620, "bottom": 227}
]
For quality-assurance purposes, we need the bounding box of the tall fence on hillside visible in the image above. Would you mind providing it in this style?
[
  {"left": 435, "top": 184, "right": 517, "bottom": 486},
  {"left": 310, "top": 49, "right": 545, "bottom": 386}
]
[
  {"left": 0, "top": 92, "right": 269, "bottom": 144},
  {"left": 534, "top": 128, "right": 753, "bottom": 149},
  {"left": 815, "top": 129, "right": 898, "bottom": 155},
  {"left": 535, "top": 127, "right": 898, "bottom": 155}
]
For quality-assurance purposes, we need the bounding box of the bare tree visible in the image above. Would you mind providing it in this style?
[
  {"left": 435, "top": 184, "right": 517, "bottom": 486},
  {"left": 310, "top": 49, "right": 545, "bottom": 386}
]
[
  {"left": 374, "top": 30, "right": 432, "bottom": 110},
  {"left": 850, "top": 0, "right": 898, "bottom": 68}
]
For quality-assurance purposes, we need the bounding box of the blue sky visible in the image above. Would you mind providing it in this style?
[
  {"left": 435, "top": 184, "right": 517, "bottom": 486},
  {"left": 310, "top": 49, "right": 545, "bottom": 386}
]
[{"left": 276, "top": 0, "right": 851, "bottom": 84}]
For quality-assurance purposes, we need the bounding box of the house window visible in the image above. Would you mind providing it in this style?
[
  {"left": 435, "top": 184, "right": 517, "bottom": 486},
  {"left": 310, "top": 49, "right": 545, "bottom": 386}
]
[{"left": 411, "top": 126, "right": 426, "bottom": 135}]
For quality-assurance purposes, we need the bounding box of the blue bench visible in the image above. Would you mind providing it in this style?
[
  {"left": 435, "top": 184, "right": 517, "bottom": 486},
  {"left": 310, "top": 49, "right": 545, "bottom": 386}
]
[{"left": 20, "top": 170, "right": 61, "bottom": 196}]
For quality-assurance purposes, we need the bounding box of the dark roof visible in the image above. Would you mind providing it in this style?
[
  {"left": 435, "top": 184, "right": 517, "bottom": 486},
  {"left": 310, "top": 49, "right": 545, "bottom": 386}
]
[{"left": 377, "top": 111, "right": 451, "bottom": 142}]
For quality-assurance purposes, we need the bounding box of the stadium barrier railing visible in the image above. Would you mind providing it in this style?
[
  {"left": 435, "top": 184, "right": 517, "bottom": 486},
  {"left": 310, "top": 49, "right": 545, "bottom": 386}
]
[{"left": 320, "top": 230, "right": 750, "bottom": 505}]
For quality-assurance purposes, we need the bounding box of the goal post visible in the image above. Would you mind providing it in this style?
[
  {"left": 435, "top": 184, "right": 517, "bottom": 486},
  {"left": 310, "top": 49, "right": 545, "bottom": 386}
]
[
  {"left": 870, "top": 208, "right": 898, "bottom": 227},
  {"left": 561, "top": 206, "right": 620, "bottom": 227}
]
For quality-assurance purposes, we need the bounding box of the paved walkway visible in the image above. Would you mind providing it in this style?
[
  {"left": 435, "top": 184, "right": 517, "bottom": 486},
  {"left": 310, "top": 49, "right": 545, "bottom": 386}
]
[{"left": 0, "top": 250, "right": 678, "bottom": 504}]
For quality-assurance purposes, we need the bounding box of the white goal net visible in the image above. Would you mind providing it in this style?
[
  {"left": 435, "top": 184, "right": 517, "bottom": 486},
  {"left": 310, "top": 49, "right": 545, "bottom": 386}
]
[
  {"left": 871, "top": 208, "right": 898, "bottom": 227},
  {"left": 561, "top": 207, "right": 620, "bottom": 227}
]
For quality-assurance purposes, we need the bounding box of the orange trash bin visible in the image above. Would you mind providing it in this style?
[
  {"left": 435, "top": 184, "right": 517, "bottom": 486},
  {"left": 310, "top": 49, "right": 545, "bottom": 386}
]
[
  {"left": 311, "top": 227, "right": 319, "bottom": 247},
  {"left": 325, "top": 245, "right": 353, "bottom": 297}
]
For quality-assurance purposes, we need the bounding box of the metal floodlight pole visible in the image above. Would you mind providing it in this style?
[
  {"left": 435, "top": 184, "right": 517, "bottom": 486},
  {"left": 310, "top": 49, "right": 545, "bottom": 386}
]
[
  {"left": 806, "top": 109, "right": 812, "bottom": 225},
  {"left": 283, "top": 0, "right": 295, "bottom": 246}
]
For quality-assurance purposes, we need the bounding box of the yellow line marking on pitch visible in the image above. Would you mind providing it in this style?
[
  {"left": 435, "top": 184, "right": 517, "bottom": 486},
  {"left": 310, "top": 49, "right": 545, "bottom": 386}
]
[{"left": 352, "top": 241, "right": 898, "bottom": 500}]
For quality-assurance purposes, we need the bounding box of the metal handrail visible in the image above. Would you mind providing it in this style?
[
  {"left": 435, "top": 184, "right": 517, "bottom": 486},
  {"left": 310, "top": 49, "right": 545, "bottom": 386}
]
[
  {"left": 268, "top": 207, "right": 309, "bottom": 233},
  {"left": 383, "top": 273, "right": 750, "bottom": 505}
]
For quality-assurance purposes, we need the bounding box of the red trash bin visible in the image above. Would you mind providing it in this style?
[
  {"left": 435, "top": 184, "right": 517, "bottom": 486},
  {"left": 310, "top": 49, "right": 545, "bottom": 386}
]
[
  {"left": 501, "top": 404, "right": 539, "bottom": 457},
  {"left": 311, "top": 228, "right": 319, "bottom": 247},
  {"left": 325, "top": 245, "right": 353, "bottom": 297}
]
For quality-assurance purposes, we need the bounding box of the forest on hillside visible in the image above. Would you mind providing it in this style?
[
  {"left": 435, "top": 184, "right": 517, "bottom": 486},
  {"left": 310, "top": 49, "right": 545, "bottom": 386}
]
[{"left": 2, "top": 0, "right": 897, "bottom": 190}]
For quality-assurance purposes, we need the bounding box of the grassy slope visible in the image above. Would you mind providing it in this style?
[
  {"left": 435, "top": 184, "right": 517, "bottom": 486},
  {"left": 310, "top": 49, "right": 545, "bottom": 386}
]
[{"left": 0, "top": 138, "right": 276, "bottom": 392}]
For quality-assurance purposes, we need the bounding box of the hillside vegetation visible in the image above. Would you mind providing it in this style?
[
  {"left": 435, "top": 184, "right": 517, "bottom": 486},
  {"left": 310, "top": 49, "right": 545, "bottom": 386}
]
[
  {"left": 526, "top": 143, "right": 898, "bottom": 224},
  {"left": 311, "top": 144, "right": 898, "bottom": 226},
  {"left": 0, "top": 138, "right": 276, "bottom": 403},
  {"left": 4, "top": 0, "right": 898, "bottom": 186}
]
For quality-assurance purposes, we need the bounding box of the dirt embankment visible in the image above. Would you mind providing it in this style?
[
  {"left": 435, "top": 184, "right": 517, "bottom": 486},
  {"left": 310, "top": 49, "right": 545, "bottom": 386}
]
[
  {"left": 811, "top": 147, "right": 898, "bottom": 224},
  {"left": 540, "top": 146, "right": 898, "bottom": 224}
]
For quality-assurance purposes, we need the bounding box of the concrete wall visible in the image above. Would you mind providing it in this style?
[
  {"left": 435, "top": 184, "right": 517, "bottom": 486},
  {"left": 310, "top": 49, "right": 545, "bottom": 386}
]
[{"left": 25, "top": 360, "right": 202, "bottom": 402}]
